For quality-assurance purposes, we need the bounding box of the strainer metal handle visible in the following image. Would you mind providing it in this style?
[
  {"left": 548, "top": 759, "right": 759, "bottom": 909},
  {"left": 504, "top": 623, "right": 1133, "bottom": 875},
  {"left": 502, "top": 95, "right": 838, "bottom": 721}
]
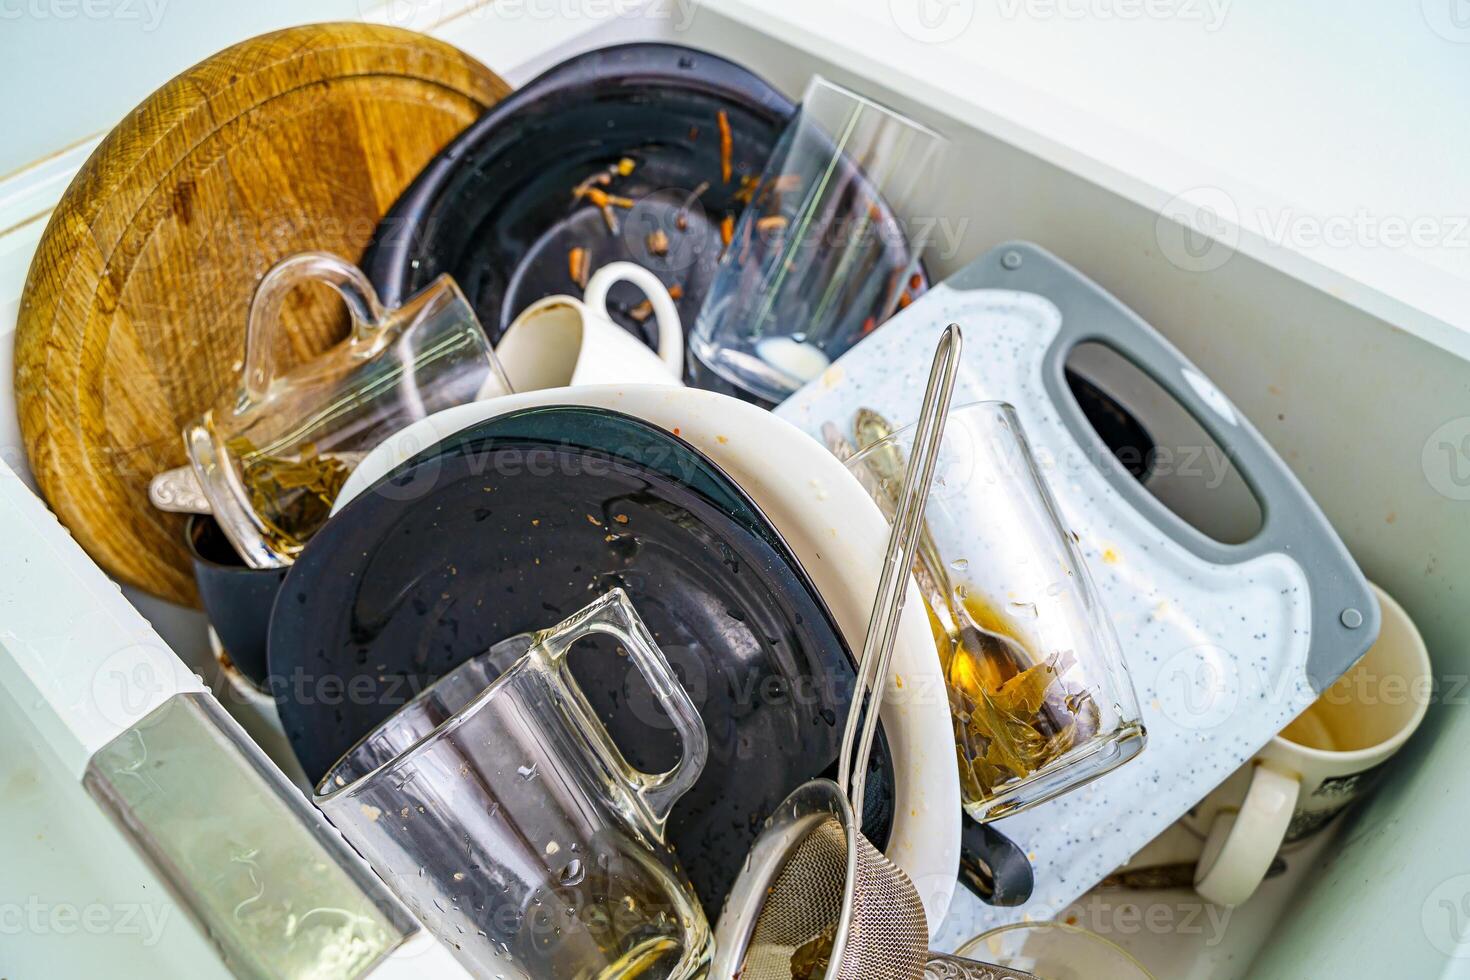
[
  {"left": 924, "top": 952, "right": 1045, "bottom": 979},
  {"left": 839, "top": 322, "right": 963, "bottom": 814}
]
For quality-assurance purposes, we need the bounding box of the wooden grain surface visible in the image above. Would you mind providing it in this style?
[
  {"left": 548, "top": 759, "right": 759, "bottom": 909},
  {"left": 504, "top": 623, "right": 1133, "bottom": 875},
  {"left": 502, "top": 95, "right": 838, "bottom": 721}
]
[{"left": 15, "top": 22, "right": 510, "bottom": 605}]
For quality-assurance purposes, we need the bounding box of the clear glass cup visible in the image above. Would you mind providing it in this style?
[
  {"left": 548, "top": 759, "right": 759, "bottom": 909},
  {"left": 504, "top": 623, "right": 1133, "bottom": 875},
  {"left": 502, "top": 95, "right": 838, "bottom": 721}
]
[
  {"left": 690, "top": 75, "right": 947, "bottom": 403},
  {"left": 957, "top": 922, "right": 1156, "bottom": 979},
  {"left": 180, "top": 251, "right": 512, "bottom": 568},
  {"left": 314, "top": 590, "right": 711, "bottom": 980},
  {"left": 842, "top": 401, "right": 1145, "bottom": 821}
]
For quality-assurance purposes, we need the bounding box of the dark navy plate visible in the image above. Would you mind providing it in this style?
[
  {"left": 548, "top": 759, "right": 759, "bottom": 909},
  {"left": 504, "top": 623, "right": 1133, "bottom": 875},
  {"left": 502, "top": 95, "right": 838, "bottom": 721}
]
[
  {"left": 361, "top": 43, "right": 928, "bottom": 404},
  {"left": 269, "top": 406, "right": 892, "bottom": 909}
]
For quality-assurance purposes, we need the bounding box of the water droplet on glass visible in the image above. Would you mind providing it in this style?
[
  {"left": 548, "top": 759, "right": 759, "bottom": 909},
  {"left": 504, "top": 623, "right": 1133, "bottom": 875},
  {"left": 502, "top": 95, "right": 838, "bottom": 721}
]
[
  {"left": 950, "top": 557, "right": 970, "bottom": 571},
  {"left": 560, "top": 859, "right": 586, "bottom": 886}
]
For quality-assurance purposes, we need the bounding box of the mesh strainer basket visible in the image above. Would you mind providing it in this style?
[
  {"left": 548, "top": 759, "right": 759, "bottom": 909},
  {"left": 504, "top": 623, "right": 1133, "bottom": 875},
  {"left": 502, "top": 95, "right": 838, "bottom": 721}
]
[{"left": 714, "top": 779, "right": 929, "bottom": 980}]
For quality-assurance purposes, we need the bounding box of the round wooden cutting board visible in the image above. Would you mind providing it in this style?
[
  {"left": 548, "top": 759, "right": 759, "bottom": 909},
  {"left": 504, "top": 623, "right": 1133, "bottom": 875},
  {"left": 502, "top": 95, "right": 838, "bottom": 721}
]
[{"left": 15, "top": 23, "right": 510, "bottom": 605}]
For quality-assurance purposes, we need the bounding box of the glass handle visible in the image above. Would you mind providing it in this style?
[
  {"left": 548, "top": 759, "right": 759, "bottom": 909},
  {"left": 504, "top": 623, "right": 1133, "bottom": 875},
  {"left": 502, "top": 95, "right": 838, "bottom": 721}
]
[
  {"left": 536, "top": 589, "right": 709, "bottom": 830},
  {"left": 241, "top": 251, "right": 388, "bottom": 402}
]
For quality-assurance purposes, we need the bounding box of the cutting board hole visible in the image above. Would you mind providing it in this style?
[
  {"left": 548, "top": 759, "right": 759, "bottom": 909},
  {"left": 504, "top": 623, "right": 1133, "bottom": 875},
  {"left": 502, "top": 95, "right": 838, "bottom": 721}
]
[{"left": 1065, "top": 342, "right": 1263, "bottom": 545}]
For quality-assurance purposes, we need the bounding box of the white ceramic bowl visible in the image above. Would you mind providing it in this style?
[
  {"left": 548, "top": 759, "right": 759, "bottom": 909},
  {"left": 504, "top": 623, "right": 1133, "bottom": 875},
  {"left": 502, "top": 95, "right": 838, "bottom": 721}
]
[{"left": 333, "top": 384, "right": 960, "bottom": 932}]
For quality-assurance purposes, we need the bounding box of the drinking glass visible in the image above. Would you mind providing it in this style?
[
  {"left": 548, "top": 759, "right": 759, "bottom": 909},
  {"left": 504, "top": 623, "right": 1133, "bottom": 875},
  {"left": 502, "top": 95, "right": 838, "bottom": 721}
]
[
  {"left": 315, "top": 590, "right": 711, "bottom": 979},
  {"left": 690, "top": 75, "right": 947, "bottom": 403},
  {"left": 842, "top": 401, "right": 1145, "bottom": 821},
  {"left": 957, "top": 922, "right": 1156, "bottom": 979},
  {"left": 167, "top": 251, "right": 513, "bottom": 568}
]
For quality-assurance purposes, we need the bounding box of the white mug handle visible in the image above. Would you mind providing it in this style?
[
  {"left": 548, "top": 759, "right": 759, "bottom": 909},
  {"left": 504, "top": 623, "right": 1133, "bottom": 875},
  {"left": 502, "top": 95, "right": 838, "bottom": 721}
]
[
  {"left": 1194, "top": 762, "right": 1300, "bottom": 906},
  {"left": 583, "top": 261, "right": 684, "bottom": 375}
]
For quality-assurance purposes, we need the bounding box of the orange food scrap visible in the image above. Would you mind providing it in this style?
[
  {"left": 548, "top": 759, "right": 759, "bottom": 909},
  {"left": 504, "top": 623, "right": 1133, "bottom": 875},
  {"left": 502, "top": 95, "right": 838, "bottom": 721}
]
[
  {"left": 720, "top": 214, "right": 735, "bottom": 247},
  {"left": 647, "top": 229, "right": 670, "bottom": 256},
  {"left": 569, "top": 247, "right": 589, "bottom": 288},
  {"left": 717, "top": 110, "right": 733, "bottom": 183},
  {"left": 668, "top": 284, "right": 684, "bottom": 300}
]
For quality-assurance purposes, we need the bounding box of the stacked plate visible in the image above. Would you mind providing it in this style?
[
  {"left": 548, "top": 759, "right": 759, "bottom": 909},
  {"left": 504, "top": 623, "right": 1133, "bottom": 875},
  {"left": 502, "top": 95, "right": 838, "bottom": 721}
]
[{"left": 269, "top": 385, "right": 961, "bottom": 930}]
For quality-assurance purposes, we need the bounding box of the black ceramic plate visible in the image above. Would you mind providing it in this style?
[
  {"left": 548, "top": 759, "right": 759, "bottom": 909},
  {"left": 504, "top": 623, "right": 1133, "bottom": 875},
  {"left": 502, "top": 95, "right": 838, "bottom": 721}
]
[
  {"left": 269, "top": 406, "right": 892, "bottom": 909},
  {"left": 361, "top": 43, "right": 928, "bottom": 400}
]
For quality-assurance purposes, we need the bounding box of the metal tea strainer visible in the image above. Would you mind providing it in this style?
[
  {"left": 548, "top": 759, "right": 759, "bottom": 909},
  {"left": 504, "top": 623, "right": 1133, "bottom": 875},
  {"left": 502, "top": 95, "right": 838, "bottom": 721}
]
[{"left": 710, "top": 327, "right": 1043, "bottom": 980}]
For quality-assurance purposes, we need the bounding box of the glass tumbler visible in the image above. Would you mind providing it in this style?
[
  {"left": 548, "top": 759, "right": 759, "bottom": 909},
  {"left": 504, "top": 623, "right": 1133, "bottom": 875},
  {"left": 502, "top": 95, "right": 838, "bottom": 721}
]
[
  {"left": 315, "top": 590, "right": 711, "bottom": 980},
  {"left": 842, "top": 402, "right": 1145, "bottom": 821},
  {"left": 690, "top": 75, "right": 948, "bottom": 403},
  {"left": 176, "top": 251, "right": 513, "bottom": 568}
]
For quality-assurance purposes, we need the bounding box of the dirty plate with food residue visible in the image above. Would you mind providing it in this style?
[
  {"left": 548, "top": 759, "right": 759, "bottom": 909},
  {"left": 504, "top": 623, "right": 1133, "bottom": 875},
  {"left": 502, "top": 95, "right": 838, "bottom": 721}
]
[{"left": 268, "top": 405, "right": 894, "bottom": 912}]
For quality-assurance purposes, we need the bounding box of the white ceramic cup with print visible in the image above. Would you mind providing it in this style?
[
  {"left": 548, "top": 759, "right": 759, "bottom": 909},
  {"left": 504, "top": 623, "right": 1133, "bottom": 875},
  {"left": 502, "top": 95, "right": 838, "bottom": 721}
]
[
  {"left": 1190, "top": 582, "right": 1431, "bottom": 906},
  {"left": 495, "top": 261, "right": 683, "bottom": 390}
]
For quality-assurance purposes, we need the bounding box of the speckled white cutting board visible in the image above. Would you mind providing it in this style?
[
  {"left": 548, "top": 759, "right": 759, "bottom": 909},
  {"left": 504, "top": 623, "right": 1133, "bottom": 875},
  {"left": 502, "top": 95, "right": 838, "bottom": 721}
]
[{"left": 776, "top": 286, "right": 1315, "bottom": 944}]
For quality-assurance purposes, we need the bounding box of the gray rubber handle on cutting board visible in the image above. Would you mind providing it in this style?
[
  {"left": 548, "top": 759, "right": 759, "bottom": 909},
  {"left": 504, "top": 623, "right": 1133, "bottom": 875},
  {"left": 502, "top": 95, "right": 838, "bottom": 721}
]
[{"left": 949, "top": 242, "right": 1377, "bottom": 691}]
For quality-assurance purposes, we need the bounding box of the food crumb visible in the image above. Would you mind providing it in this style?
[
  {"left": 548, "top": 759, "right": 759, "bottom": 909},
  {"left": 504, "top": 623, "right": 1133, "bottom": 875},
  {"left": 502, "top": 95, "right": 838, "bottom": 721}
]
[
  {"left": 717, "top": 109, "right": 733, "bottom": 183},
  {"left": 568, "top": 247, "right": 589, "bottom": 288}
]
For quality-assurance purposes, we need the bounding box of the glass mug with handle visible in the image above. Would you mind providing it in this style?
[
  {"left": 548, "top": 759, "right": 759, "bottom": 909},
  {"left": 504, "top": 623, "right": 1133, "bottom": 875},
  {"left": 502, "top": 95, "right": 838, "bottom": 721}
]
[
  {"left": 315, "top": 590, "right": 712, "bottom": 980},
  {"left": 151, "top": 251, "right": 513, "bottom": 568}
]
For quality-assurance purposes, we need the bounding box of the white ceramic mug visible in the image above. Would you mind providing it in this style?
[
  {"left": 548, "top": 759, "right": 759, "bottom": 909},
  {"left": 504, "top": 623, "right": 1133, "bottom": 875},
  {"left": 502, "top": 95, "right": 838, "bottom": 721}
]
[
  {"left": 495, "top": 261, "right": 683, "bottom": 390},
  {"left": 1190, "top": 582, "right": 1431, "bottom": 906}
]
